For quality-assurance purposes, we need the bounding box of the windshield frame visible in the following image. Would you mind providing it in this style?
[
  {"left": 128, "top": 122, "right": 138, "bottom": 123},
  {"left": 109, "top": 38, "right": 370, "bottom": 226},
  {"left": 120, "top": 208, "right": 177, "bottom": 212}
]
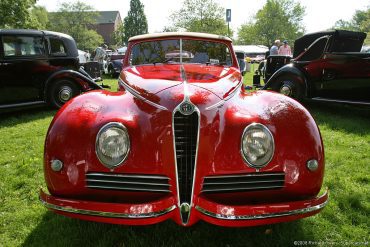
[{"left": 124, "top": 36, "right": 237, "bottom": 68}]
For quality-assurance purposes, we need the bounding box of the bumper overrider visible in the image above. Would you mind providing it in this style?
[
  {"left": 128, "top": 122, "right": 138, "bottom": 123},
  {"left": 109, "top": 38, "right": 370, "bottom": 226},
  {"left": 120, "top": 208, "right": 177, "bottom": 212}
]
[{"left": 40, "top": 189, "right": 328, "bottom": 226}]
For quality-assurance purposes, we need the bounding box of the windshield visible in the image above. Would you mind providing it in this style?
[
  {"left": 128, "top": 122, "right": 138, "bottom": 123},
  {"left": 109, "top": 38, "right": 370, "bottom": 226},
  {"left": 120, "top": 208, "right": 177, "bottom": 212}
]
[{"left": 130, "top": 39, "right": 232, "bottom": 66}]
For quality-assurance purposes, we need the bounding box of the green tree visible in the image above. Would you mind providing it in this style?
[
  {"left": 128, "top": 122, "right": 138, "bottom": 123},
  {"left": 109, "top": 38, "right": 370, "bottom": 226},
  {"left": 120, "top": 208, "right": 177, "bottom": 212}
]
[
  {"left": 237, "top": 0, "right": 305, "bottom": 46},
  {"left": 334, "top": 6, "right": 370, "bottom": 44},
  {"left": 123, "top": 0, "right": 148, "bottom": 44},
  {"left": 169, "top": 0, "right": 231, "bottom": 36},
  {"left": 31, "top": 6, "right": 49, "bottom": 29},
  {"left": 0, "top": 0, "right": 40, "bottom": 28},
  {"left": 112, "top": 23, "right": 125, "bottom": 47},
  {"left": 47, "top": 1, "right": 103, "bottom": 51}
]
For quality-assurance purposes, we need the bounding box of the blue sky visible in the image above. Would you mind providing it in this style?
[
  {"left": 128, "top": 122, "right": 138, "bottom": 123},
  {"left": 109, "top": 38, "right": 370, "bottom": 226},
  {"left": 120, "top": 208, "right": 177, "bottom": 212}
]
[{"left": 37, "top": 0, "right": 369, "bottom": 36}]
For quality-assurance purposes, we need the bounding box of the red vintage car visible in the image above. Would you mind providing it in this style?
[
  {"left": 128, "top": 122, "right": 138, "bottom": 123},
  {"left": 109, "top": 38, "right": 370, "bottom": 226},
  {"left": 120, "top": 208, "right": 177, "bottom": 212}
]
[{"left": 40, "top": 32, "right": 328, "bottom": 227}]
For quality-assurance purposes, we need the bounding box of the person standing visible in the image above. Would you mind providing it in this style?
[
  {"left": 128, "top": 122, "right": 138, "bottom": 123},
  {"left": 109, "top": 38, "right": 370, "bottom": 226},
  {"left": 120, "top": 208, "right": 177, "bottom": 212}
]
[
  {"left": 278, "top": 40, "right": 292, "bottom": 56},
  {"left": 270, "top": 40, "right": 280, "bottom": 55}
]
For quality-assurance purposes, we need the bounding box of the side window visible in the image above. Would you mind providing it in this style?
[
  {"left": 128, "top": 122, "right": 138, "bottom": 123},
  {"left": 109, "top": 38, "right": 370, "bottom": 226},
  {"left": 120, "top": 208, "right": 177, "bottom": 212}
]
[
  {"left": 49, "top": 38, "right": 67, "bottom": 56},
  {"left": 299, "top": 38, "right": 328, "bottom": 61},
  {"left": 2, "top": 36, "right": 45, "bottom": 57}
]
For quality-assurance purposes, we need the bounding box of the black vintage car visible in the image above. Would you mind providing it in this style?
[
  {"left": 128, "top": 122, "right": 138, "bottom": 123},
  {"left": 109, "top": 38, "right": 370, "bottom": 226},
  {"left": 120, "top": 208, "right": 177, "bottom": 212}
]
[
  {"left": 0, "top": 29, "right": 102, "bottom": 112},
  {"left": 258, "top": 30, "right": 370, "bottom": 105},
  {"left": 107, "top": 54, "right": 125, "bottom": 78}
]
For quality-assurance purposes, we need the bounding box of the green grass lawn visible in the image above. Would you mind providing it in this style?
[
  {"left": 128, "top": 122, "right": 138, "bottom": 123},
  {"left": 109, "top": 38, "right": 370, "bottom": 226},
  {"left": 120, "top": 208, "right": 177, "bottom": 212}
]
[{"left": 0, "top": 74, "right": 369, "bottom": 246}]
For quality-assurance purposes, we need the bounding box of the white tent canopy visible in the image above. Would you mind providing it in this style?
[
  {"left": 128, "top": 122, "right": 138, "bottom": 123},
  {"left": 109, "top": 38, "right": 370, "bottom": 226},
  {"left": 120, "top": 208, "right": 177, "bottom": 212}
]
[{"left": 233, "top": 45, "right": 268, "bottom": 54}]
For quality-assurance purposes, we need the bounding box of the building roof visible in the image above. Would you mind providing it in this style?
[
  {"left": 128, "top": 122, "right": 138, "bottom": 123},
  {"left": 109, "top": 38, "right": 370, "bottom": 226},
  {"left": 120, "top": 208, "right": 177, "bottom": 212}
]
[
  {"left": 129, "top": 32, "right": 232, "bottom": 42},
  {"left": 96, "top": 11, "right": 120, "bottom": 24}
]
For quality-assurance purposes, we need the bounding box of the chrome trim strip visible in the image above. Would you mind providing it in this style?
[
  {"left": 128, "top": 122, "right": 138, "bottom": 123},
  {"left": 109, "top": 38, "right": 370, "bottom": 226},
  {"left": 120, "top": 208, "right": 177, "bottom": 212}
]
[
  {"left": 204, "top": 172, "right": 284, "bottom": 179},
  {"left": 201, "top": 185, "right": 284, "bottom": 193},
  {"left": 203, "top": 179, "right": 285, "bottom": 185},
  {"left": 86, "top": 185, "right": 171, "bottom": 193},
  {"left": 86, "top": 173, "right": 170, "bottom": 180},
  {"left": 205, "top": 79, "right": 242, "bottom": 111},
  {"left": 196, "top": 194, "right": 329, "bottom": 220},
  {"left": 172, "top": 62, "right": 201, "bottom": 225},
  {"left": 310, "top": 97, "right": 370, "bottom": 106},
  {"left": 86, "top": 179, "right": 171, "bottom": 187},
  {"left": 40, "top": 196, "right": 176, "bottom": 219},
  {"left": 118, "top": 78, "right": 168, "bottom": 110}
]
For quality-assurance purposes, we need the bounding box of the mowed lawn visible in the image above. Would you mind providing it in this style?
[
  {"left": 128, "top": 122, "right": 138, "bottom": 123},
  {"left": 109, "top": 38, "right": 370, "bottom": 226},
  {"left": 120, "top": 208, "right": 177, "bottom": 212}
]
[{"left": 0, "top": 74, "right": 369, "bottom": 246}]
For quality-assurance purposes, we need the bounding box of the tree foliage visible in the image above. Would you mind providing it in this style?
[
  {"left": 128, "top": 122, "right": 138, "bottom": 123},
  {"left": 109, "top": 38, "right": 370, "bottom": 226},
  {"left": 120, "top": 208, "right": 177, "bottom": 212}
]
[
  {"left": 169, "top": 0, "right": 231, "bottom": 36},
  {"left": 334, "top": 6, "right": 370, "bottom": 44},
  {"left": 31, "top": 6, "right": 49, "bottom": 29},
  {"left": 123, "top": 0, "right": 148, "bottom": 45},
  {"left": 111, "top": 24, "right": 125, "bottom": 47},
  {"left": 237, "top": 0, "right": 305, "bottom": 46},
  {"left": 47, "top": 1, "right": 103, "bottom": 51},
  {"left": 0, "top": 0, "right": 44, "bottom": 29}
]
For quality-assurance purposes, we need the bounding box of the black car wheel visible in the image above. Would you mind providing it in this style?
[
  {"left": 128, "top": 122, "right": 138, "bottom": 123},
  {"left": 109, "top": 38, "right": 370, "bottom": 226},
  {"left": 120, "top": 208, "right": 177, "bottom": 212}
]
[
  {"left": 48, "top": 79, "right": 80, "bottom": 108},
  {"left": 109, "top": 66, "right": 118, "bottom": 78},
  {"left": 275, "top": 77, "right": 304, "bottom": 101}
]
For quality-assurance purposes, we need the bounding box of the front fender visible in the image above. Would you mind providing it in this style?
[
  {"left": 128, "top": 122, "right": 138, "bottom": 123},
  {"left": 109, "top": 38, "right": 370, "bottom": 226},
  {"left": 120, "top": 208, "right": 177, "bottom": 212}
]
[
  {"left": 263, "top": 64, "right": 307, "bottom": 95},
  {"left": 43, "top": 69, "right": 103, "bottom": 99}
]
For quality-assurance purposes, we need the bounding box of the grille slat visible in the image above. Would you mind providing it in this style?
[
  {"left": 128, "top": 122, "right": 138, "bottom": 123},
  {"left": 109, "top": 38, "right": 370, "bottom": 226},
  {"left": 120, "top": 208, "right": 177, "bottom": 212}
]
[
  {"left": 86, "top": 173, "right": 170, "bottom": 193},
  {"left": 202, "top": 172, "right": 285, "bottom": 193},
  {"left": 174, "top": 111, "right": 199, "bottom": 205}
]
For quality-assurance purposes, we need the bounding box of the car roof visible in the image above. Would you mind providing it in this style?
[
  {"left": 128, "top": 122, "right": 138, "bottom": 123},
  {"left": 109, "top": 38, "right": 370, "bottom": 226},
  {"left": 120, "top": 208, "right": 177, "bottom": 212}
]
[
  {"left": 129, "top": 32, "right": 232, "bottom": 42},
  {"left": 0, "top": 29, "right": 74, "bottom": 40}
]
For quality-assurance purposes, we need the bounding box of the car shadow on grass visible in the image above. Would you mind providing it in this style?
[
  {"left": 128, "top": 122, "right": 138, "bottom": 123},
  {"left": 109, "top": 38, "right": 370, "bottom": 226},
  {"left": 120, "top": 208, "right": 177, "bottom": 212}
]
[
  {"left": 0, "top": 108, "right": 57, "bottom": 128},
  {"left": 304, "top": 101, "right": 370, "bottom": 135},
  {"left": 23, "top": 211, "right": 318, "bottom": 247}
]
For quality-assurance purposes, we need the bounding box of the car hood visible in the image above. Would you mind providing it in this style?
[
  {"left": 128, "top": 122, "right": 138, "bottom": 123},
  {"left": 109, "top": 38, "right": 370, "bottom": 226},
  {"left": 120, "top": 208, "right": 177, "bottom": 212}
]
[{"left": 120, "top": 64, "right": 242, "bottom": 111}]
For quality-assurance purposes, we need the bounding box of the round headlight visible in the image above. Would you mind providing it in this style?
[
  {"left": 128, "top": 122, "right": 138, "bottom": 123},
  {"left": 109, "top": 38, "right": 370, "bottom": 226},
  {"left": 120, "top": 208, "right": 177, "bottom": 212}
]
[
  {"left": 96, "top": 122, "right": 130, "bottom": 169},
  {"left": 241, "top": 123, "right": 274, "bottom": 169}
]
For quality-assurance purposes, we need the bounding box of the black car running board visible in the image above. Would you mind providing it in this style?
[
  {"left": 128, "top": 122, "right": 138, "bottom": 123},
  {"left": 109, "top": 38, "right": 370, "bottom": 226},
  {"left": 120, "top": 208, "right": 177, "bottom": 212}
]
[{"left": 310, "top": 97, "right": 370, "bottom": 106}]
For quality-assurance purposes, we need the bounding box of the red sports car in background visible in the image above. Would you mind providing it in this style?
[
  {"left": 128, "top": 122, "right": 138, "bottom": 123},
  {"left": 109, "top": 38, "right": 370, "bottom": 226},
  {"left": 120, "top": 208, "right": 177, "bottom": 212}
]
[{"left": 40, "top": 32, "right": 328, "bottom": 227}]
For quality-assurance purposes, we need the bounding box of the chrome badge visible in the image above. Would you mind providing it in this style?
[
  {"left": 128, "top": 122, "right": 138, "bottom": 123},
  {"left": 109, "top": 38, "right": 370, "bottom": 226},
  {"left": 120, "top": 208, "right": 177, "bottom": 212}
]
[{"left": 179, "top": 102, "right": 195, "bottom": 115}]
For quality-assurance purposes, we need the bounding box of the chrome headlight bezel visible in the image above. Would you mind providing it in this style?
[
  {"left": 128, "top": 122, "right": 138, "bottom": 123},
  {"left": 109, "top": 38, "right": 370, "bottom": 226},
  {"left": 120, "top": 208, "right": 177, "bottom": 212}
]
[
  {"left": 95, "top": 122, "right": 130, "bottom": 169},
  {"left": 241, "top": 123, "right": 275, "bottom": 169}
]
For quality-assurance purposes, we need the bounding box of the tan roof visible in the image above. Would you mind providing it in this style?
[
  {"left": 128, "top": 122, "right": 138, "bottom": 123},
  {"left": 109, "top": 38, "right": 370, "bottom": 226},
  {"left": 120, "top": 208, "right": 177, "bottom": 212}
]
[{"left": 129, "top": 32, "right": 232, "bottom": 42}]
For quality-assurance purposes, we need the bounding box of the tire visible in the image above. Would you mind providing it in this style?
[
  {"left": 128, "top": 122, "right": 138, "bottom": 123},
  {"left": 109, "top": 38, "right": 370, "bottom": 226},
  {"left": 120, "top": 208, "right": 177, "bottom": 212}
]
[
  {"left": 48, "top": 79, "right": 80, "bottom": 108},
  {"left": 109, "top": 66, "right": 117, "bottom": 78},
  {"left": 273, "top": 77, "right": 304, "bottom": 101}
]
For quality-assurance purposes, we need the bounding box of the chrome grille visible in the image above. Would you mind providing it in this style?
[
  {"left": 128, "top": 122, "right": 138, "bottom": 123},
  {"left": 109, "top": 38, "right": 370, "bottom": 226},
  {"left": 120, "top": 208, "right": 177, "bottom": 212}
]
[
  {"left": 202, "top": 172, "right": 285, "bottom": 193},
  {"left": 173, "top": 111, "right": 199, "bottom": 205},
  {"left": 86, "top": 173, "right": 171, "bottom": 193}
]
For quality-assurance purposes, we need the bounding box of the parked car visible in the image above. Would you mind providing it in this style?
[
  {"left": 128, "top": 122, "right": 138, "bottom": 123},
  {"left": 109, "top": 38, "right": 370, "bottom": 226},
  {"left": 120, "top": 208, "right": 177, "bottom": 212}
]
[
  {"left": 40, "top": 32, "right": 328, "bottom": 227},
  {"left": 261, "top": 30, "right": 370, "bottom": 105},
  {"left": 107, "top": 54, "right": 125, "bottom": 78},
  {"left": 234, "top": 50, "right": 247, "bottom": 76},
  {"left": 0, "top": 29, "right": 102, "bottom": 111}
]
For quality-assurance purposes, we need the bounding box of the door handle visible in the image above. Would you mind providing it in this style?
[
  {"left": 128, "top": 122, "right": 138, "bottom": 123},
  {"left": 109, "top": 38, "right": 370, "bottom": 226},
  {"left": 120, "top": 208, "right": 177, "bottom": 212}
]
[{"left": 0, "top": 63, "right": 11, "bottom": 65}]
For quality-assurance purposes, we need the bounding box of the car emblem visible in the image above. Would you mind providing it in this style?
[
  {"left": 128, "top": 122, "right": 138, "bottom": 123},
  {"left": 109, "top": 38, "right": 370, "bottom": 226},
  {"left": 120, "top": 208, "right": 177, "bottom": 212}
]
[{"left": 179, "top": 102, "right": 195, "bottom": 115}]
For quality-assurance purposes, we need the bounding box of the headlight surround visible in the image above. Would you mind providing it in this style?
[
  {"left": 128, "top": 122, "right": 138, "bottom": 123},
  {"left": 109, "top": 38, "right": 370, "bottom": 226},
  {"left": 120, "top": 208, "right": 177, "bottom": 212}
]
[
  {"left": 241, "top": 123, "right": 274, "bottom": 169},
  {"left": 96, "top": 122, "right": 130, "bottom": 169}
]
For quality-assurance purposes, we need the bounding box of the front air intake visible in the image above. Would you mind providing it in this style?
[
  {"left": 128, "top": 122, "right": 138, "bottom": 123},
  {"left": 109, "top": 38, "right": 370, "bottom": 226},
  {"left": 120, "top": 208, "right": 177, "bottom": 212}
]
[
  {"left": 173, "top": 111, "right": 199, "bottom": 206},
  {"left": 86, "top": 173, "right": 171, "bottom": 193},
  {"left": 202, "top": 172, "right": 285, "bottom": 193}
]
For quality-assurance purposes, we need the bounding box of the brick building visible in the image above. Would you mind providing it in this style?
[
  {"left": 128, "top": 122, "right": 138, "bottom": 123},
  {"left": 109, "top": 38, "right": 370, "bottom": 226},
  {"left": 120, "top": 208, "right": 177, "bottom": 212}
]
[{"left": 93, "top": 11, "right": 122, "bottom": 46}]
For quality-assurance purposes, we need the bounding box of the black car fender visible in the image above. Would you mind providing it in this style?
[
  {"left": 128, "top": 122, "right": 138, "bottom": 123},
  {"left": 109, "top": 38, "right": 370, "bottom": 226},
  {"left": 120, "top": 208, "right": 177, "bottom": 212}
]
[
  {"left": 263, "top": 64, "right": 308, "bottom": 96},
  {"left": 43, "top": 69, "right": 103, "bottom": 99}
]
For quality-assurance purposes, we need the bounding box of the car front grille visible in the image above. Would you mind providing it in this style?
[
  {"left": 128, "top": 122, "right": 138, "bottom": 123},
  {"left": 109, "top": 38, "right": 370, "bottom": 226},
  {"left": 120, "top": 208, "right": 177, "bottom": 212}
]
[
  {"left": 173, "top": 111, "right": 199, "bottom": 205},
  {"left": 202, "top": 172, "right": 285, "bottom": 193},
  {"left": 86, "top": 173, "right": 171, "bottom": 193}
]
